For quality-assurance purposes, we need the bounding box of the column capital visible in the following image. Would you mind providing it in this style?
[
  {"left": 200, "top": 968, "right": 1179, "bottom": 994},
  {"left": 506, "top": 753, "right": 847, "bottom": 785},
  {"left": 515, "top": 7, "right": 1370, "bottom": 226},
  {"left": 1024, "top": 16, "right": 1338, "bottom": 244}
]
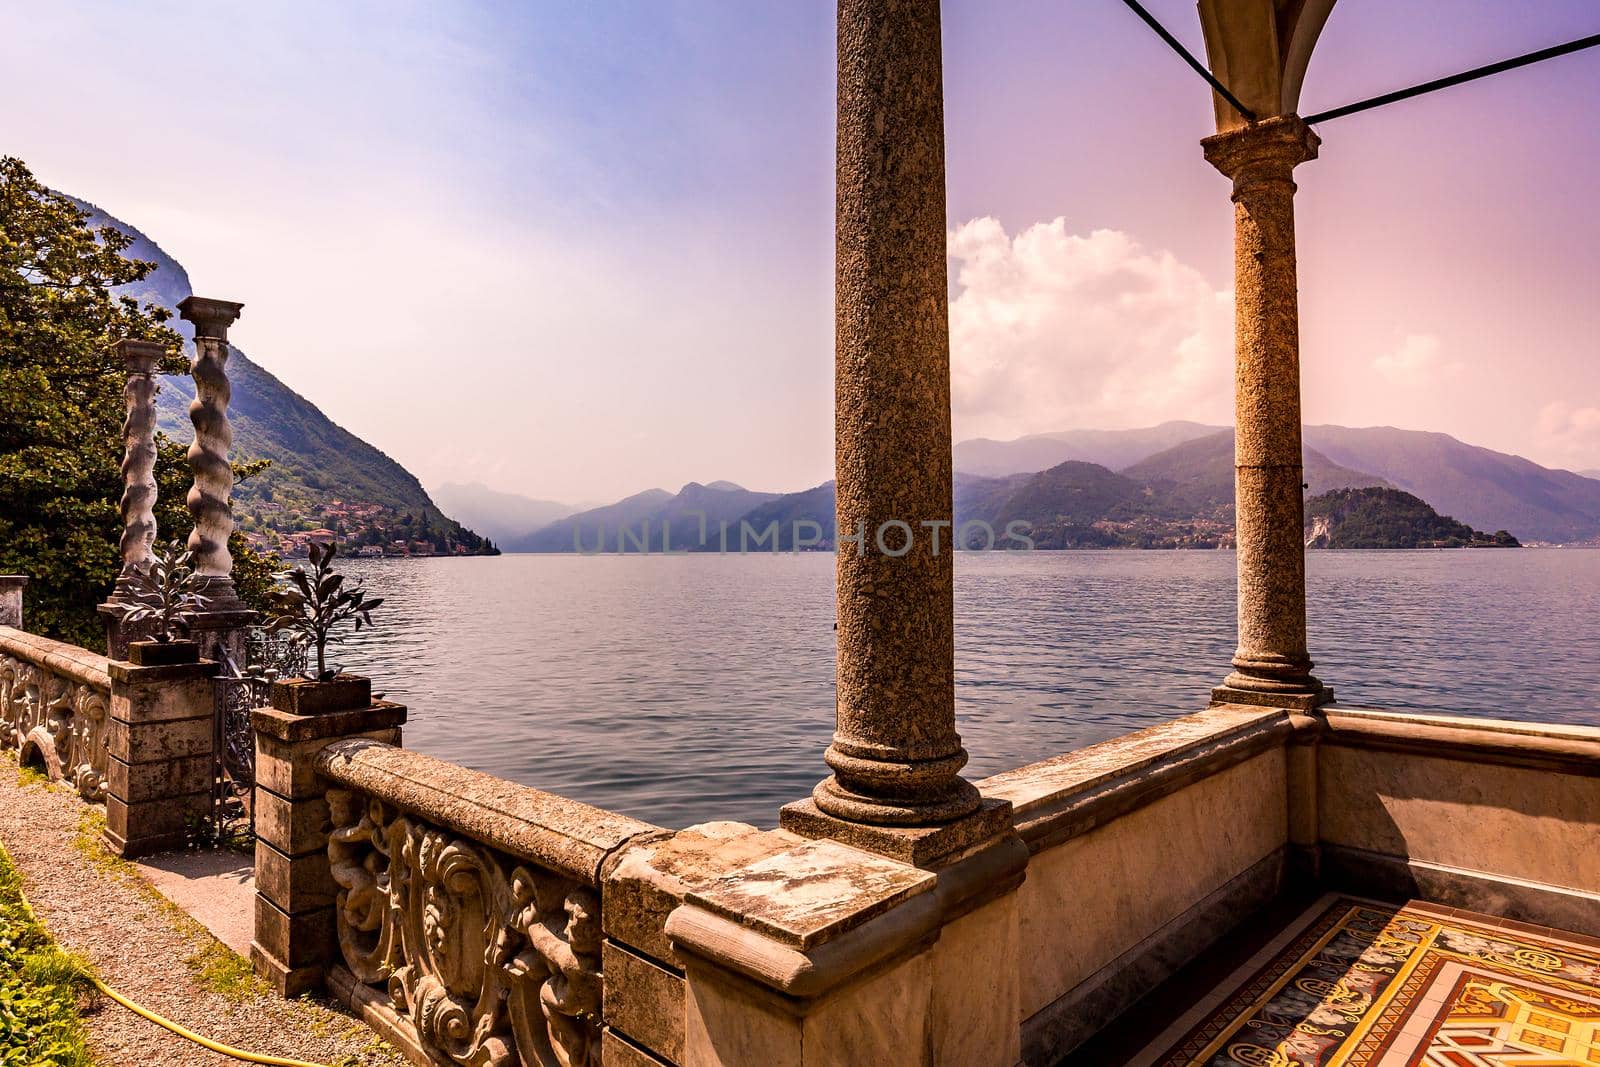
[
  {"left": 1202, "top": 115, "right": 1319, "bottom": 186},
  {"left": 111, "top": 338, "right": 167, "bottom": 375},
  {"left": 176, "top": 296, "right": 245, "bottom": 341}
]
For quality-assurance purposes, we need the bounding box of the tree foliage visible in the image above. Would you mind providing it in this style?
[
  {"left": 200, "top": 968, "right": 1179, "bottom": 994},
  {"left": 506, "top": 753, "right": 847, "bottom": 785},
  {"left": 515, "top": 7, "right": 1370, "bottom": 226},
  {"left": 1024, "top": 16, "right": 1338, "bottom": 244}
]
[{"left": 0, "top": 156, "right": 279, "bottom": 647}]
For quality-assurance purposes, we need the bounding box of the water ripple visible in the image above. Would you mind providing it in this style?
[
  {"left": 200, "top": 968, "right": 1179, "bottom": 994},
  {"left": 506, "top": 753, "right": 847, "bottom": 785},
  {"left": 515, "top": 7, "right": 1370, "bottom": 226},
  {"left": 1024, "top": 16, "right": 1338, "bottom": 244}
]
[{"left": 336, "top": 551, "right": 1600, "bottom": 829}]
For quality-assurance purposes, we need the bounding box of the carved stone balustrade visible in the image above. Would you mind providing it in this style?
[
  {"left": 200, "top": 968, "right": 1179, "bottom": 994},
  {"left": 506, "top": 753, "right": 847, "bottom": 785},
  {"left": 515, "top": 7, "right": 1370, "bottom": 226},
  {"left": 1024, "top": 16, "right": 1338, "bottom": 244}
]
[
  {"left": 312, "top": 739, "right": 659, "bottom": 1066},
  {"left": 0, "top": 628, "right": 112, "bottom": 802}
]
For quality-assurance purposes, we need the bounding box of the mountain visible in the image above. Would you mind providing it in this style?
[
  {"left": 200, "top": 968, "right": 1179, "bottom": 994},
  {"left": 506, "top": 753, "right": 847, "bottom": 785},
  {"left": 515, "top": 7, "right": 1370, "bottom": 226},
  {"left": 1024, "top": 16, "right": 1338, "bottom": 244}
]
[
  {"left": 1301, "top": 426, "right": 1600, "bottom": 545},
  {"left": 1578, "top": 470, "right": 1600, "bottom": 482},
  {"left": 952, "top": 421, "right": 1224, "bottom": 477},
  {"left": 506, "top": 482, "right": 781, "bottom": 552},
  {"left": 431, "top": 483, "right": 574, "bottom": 545},
  {"left": 1305, "top": 488, "right": 1520, "bottom": 549},
  {"left": 1123, "top": 430, "right": 1392, "bottom": 517},
  {"left": 80, "top": 197, "right": 491, "bottom": 555},
  {"left": 956, "top": 421, "right": 1600, "bottom": 545}
]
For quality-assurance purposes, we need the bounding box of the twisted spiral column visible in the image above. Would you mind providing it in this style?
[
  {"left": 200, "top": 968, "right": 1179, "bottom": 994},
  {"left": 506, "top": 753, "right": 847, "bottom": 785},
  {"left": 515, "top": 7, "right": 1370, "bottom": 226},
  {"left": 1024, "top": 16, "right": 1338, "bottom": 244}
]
[
  {"left": 112, "top": 340, "right": 166, "bottom": 594},
  {"left": 176, "top": 296, "right": 248, "bottom": 613}
]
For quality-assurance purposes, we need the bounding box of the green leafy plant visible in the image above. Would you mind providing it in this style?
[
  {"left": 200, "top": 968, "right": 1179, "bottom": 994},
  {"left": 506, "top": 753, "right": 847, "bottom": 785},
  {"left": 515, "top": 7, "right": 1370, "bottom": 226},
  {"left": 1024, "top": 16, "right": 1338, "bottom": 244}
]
[
  {"left": 0, "top": 841, "right": 95, "bottom": 1067},
  {"left": 119, "top": 540, "right": 210, "bottom": 642},
  {"left": 265, "top": 542, "right": 382, "bottom": 681}
]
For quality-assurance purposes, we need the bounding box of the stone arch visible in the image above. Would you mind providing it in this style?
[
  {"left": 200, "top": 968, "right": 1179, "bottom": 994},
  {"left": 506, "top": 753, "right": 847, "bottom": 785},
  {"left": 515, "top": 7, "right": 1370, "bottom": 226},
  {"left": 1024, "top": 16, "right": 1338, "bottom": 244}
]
[
  {"left": 21, "top": 723, "right": 64, "bottom": 782},
  {"left": 1197, "top": 0, "right": 1337, "bottom": 130}
]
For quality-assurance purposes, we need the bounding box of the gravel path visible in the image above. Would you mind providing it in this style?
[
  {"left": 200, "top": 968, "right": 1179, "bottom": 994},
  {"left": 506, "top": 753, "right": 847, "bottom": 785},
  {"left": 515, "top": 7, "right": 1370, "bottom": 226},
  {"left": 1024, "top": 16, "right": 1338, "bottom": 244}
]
[{"left": 0, "top": 758, "right": 407, "bottom": 1067}]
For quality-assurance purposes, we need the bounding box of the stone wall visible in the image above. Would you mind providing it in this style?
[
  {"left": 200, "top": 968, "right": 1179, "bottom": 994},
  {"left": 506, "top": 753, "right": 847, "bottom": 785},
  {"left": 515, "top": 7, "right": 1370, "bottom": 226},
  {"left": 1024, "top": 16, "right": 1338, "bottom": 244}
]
[
  {"left": 980, "top": 706, "right": 1295, "bottom": 1061},
  {"left": 0, "top": 627, "right": 113, "bottom": 801},
  {"left": 1, "top": 624, "right": 220, "bottom": 857},
  {"left": 1314, "top": 707, "right": 1600, "bottom": 937}
]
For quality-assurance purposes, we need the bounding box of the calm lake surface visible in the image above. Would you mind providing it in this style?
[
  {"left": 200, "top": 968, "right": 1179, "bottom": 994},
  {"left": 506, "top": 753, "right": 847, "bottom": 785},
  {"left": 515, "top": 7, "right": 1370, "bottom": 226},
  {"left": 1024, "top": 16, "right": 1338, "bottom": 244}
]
[{"left": 338, "top": 550, "right": 1600, "bottom": 829}]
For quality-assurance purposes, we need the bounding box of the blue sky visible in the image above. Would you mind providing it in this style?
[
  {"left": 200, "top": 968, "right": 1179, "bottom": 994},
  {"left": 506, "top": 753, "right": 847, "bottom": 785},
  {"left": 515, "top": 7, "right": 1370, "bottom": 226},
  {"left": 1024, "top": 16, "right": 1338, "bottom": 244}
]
[{"left": 6, "top": 1, "right": 1599, "bottom": 500}]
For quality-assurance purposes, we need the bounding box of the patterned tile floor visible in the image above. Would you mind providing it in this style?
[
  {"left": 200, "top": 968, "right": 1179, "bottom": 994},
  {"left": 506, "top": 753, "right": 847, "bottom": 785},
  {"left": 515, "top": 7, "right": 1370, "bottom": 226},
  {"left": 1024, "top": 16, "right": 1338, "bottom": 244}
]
[{"left": 1122, "top": 896, "right": 1600, "bottom": 1066}]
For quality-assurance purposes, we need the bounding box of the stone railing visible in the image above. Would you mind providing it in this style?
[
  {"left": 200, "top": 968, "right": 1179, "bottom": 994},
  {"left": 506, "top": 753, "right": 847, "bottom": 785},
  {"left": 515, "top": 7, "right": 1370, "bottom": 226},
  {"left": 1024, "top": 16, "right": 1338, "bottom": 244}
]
[
  {"left": 314, "top": 738, "right": 659, "bottom": 1067},
  {"left": 0, "top": 627, "right": 113, "bottom": 802}
]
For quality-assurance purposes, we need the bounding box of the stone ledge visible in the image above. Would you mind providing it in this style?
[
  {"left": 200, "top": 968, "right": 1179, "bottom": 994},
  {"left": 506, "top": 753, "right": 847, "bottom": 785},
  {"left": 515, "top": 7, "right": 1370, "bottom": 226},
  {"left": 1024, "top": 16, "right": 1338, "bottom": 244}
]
[
  {"left": 251, "top": 700, "right": 407, "bottom": 742},
  {"left": 107, "top": 659, "right": 219, "bottom": 685},
  {"left": 979, "top": 707, "right": 1292, "bottom": 854},
  {"left": 666, "top": 833, "right": 1026, "bottom": 1000},
  {"left": 1321, "top": 707, "right": 1600, "bottom": 772},
  {"left": 686, "top": 838, "right": 936, "bottom": 951},
  {"left": 0, "top": 627, "right": 113, "bottom": 690},
  {"left": 602, "top": 821, "right": 800, "bottom": 966},
  {"left": 316, "top": 737, "right": 661, "bottom": 885}
]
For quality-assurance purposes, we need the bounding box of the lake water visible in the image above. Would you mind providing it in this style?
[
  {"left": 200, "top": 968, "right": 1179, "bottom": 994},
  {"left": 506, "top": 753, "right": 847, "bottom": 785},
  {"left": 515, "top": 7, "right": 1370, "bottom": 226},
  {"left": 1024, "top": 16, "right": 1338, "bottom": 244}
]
[{"left": 337, "top": 550, "right": 1600, "bottom": 829}]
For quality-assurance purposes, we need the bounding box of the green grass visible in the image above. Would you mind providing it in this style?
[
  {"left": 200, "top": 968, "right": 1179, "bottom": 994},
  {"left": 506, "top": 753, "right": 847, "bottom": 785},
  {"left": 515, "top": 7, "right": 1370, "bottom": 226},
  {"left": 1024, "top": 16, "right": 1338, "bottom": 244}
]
[
  {"left": 15, "top": 762, "right": 49, "bottom": 790},
  {"left": 0, "top": 840, "right": 97, "bottom": 1067}
]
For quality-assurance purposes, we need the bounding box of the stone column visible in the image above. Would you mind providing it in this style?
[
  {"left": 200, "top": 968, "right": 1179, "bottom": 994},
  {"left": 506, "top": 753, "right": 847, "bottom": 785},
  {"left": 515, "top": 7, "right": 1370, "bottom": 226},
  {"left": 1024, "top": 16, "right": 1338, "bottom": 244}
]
[
  {"left": 0, "top": 577, "right": 26, "bottom": 630},
  {"left": 780, "top": 0, "right": 1008, "bottom": 867},
  {"left": 99, "top": 339, "right": 167, "bottom": 657},
  {"left": 176, "top": 297, "right": 255, "bottom": 656},
  {"left": 1203, "top": 116, "right": 1330, "bottom": 710}
]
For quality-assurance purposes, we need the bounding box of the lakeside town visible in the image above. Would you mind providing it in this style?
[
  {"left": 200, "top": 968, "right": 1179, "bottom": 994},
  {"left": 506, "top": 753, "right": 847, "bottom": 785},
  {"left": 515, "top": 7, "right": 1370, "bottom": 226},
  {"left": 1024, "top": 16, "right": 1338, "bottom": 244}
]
[{"left": 238, "top": 499, "right": 494, "bottom": 559}]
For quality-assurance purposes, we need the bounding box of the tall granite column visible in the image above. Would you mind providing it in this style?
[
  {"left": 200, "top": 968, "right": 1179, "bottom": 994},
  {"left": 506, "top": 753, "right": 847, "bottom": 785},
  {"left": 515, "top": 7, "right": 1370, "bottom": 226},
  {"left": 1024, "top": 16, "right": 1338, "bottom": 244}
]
[
  {"left": 98, "top": 339, "right": 169, "bottom": 658},
  {"left": 176, "top": 296, "right": 255, "bottom": 657},
  {"left": 1203, "top": 116, "right": 1330, "bottom": 710},
  {"left": 781, "top": 0, "right": 1008, "bottom": 866}
]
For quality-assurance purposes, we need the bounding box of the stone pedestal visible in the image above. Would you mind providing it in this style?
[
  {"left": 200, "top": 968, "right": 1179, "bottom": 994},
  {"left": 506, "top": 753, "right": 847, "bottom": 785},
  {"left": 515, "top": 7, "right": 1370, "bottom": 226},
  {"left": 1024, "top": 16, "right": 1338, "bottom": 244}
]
[
  {"left": 662, "top": 833, "right": 1028, "bottom": 1067},
  {"left": 0, "top": 576, "right": 25, "bottom": 630},
  {"left": 1202, "top": 116, "right": 1331, "bottom": 712},
  {"left": 103, "top": 658, "right": 220, "bottom": 857},
  {"left": 250, "top": 696, "right": 406, "bottom": 997}
]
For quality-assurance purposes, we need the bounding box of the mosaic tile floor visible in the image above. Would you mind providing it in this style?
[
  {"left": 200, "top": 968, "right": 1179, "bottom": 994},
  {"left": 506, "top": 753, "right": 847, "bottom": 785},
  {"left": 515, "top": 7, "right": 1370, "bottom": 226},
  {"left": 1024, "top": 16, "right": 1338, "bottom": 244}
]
[{"left": 1133, "top": 896, "right": 1600, "bottom": 1067}]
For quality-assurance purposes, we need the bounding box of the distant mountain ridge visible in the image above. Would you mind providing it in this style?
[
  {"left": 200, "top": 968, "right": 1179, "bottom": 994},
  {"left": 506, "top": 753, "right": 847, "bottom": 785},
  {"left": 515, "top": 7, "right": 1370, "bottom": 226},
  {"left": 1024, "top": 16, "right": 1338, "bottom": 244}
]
[
  {"left": 80, "top": 196, "right": 490, "bottom": 552},
  {"left": 952, "top": 421, "right": 1223, "bottom": 476},
  {"left": 505, "top": 482, "right": 780, "bottom": 552},
  {"left": 503, "top": 424, "right": 1600, "bottom": 550},
  {"left": 947, "top": 423, "right": 1600, "bottom": 545}
]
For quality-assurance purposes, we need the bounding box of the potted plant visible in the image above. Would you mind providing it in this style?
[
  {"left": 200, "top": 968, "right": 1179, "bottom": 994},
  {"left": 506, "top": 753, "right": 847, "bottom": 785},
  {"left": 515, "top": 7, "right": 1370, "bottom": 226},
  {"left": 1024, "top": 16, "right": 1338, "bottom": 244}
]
[
  {"left": 264, "top": 542, "right": 383, "bottom": 714},
  {"left": 120, "top": 541, "right": 210, "bottom": 665}
]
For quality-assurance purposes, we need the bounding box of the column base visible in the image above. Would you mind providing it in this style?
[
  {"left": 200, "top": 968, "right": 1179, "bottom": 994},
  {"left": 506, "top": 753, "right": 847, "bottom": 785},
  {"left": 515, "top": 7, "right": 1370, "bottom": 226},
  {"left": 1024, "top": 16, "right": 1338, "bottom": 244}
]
[
  {"left": 1211, "top": 682, "right": 1333, "bottom": 712},
  {"left": 251, "top": 942, "right": 325, "bottom": 999},
  {"left": 779, "top": 795, "right": 1013, "bottom": 868},
  {"left": 185, "top": 596, "right": 258, "bottom": 663}
]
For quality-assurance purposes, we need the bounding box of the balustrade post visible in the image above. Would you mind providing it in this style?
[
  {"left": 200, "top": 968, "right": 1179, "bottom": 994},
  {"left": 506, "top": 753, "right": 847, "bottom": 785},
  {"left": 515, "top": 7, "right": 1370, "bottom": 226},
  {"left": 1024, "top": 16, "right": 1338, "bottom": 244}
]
[
  {"left": 250, "top": 679, "right": 406, "bottom": 998},
  {"left": 175, "top": 297, "right": 256, "bottom": 660},
  {"left": 99, "top": 338, "right": 167, "bottom": 658},
  {"left": 0, "top": 577, "right": 25, "bottom": 630},
  {"left": 104, "top": 657, "right": 219, "bottom": 857}
]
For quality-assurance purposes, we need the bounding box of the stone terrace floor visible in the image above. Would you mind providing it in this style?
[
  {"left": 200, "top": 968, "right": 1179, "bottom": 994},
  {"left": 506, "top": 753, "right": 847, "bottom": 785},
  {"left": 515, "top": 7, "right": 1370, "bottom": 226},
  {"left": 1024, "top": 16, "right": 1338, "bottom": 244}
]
[{"left": 1065, "top": 893, "right": 1600, "bottom": 1066}]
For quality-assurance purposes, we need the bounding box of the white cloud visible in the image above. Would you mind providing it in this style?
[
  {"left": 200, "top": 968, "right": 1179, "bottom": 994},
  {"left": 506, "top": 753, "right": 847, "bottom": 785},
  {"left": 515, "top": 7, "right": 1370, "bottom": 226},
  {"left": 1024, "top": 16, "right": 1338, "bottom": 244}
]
[
  {"left": 1536, "top": 402, "right": 1600, "bottom": 471},
  {"left": 946, "top": 218, "right": 1234, "bottom": 440},
  {"left": 1371, "top": 333, "right": 1461, "bottom": 386}
]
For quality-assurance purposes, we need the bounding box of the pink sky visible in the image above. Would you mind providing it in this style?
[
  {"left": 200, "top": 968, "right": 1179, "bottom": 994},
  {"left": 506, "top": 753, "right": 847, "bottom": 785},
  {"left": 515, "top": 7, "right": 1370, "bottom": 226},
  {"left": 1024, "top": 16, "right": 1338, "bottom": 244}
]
[{"left": 5, "top": 1, "right": 1598, "bottom": 500}]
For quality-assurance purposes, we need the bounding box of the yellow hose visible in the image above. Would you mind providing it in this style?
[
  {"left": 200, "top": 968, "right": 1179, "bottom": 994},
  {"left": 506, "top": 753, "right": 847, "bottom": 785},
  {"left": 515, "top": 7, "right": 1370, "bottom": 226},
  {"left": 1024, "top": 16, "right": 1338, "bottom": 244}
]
[{"left": 16, "top": 883, "right": 332, "bottom": 1067}]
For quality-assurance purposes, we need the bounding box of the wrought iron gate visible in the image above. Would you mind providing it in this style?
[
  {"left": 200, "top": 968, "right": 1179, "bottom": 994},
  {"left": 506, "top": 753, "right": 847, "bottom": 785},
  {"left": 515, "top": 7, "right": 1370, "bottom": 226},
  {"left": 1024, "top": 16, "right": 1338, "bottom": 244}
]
[{"left": 211, "top": 629, "right": 307, "bottom": 844}]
